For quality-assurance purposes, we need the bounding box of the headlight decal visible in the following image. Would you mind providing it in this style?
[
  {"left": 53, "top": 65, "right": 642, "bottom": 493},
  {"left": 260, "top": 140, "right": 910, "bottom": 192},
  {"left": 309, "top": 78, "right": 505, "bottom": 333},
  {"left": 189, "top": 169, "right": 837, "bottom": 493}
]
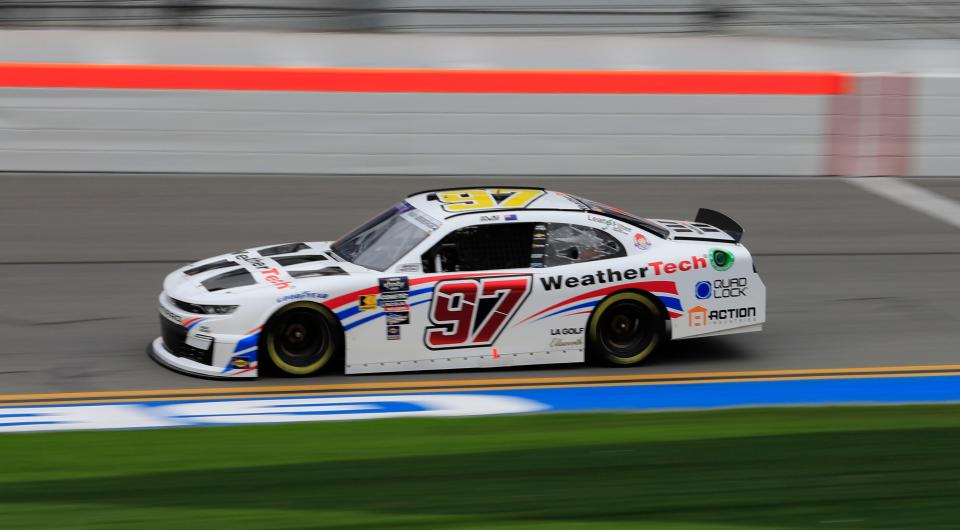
[{"left": 169, "top": 296, "right": 238, "bottom": 315}]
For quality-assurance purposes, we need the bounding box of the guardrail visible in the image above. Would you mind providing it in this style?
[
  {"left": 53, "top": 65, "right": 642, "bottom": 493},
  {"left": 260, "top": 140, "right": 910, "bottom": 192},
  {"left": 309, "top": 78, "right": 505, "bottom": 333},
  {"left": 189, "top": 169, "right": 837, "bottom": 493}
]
[{"left": 2, "top": 1, "right": 960, "bottom": 39}]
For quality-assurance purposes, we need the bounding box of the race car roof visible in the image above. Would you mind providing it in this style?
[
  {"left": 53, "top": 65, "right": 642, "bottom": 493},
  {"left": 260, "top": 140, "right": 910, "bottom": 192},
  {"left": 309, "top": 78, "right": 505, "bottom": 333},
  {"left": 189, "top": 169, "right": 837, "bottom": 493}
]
[
  {"left": 405, "top": 187, "right": 583, "bottom": 220},
  {"left": 404, "top": 186, "right": 672, "bottom": 238}
]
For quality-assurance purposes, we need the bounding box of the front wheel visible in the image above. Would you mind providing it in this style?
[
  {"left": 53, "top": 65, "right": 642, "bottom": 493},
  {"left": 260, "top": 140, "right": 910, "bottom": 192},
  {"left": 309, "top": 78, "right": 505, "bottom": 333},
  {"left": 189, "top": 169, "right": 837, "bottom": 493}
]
[
  {"left": 587, "top": 291, "right": 664, "bottom": 366},
  {"left": 262, "top": 302, "right": 342, "bottom": 376}
]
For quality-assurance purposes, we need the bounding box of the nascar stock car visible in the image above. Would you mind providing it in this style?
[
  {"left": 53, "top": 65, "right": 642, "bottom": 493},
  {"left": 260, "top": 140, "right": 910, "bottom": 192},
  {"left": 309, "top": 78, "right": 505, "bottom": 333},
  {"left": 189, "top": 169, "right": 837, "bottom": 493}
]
[{"left": 153, "top": 187, "right": 766, "bottom": 379}]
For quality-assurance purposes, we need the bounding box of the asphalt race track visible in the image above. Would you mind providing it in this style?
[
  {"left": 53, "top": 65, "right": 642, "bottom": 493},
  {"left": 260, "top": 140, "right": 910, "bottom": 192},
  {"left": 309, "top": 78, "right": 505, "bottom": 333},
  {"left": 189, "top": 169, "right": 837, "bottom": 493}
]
[{"left": 1, "top": 174, "right": 959, "bottom": 395}]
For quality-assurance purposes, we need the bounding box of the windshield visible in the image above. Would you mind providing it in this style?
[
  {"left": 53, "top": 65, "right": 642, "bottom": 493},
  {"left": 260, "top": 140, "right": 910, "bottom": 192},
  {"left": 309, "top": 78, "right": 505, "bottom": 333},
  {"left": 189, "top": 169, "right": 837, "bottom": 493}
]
[{"left": 331, "top": 202, "right": 433, "bottom": 271}]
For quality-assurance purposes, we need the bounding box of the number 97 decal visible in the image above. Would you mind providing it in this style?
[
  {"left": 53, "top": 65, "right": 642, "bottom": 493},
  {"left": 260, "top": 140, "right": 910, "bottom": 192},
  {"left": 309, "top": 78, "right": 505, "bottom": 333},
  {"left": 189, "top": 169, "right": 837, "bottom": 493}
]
[
  {"left": 436, "top": 189, "right": 545, "bottom": 212},
  {"left": 425, "top": 276, "right": 532, "bottom": 349}
]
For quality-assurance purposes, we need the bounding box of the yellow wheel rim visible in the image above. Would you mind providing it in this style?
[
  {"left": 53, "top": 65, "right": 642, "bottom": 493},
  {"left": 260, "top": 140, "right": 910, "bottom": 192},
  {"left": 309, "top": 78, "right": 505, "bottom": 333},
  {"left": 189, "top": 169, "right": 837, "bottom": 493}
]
[
  {"left": 588, "top": 292, "right": 662, "bottom": 365},
  {"left": 265, "top": 302, "right": 337, "bottom": 375}
]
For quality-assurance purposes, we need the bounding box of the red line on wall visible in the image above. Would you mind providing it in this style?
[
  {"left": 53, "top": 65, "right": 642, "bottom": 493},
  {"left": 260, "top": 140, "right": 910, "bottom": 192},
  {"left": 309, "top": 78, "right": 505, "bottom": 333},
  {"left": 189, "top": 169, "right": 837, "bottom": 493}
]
[{"left": 0, "top": 63, "right": 850, "bottom": 95}]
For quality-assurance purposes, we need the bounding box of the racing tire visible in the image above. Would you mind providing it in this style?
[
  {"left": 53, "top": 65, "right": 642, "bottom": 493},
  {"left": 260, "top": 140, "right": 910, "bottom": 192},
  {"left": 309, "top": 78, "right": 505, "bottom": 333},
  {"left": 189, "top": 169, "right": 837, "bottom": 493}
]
[
  {"left": 261, "top": 302, "right": 343, "bottom": 376},
  {"left": 586, "top": 291, "right": 665, "bottom": 366}
]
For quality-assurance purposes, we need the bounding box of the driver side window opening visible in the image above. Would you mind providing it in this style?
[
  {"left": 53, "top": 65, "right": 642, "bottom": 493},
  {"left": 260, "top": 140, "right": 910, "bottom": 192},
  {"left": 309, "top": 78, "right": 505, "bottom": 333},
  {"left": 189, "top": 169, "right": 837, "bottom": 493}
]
[
  {"left": 422, "top": 223, "right": 536, "bottom": 273},
  {"left": 421, "top": 221, "right": 626, "bottom": 273}
]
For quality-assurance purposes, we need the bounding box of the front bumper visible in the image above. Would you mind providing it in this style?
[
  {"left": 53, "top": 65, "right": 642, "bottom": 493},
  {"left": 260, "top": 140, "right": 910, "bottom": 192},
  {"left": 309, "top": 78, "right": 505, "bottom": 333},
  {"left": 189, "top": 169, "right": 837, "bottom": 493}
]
[
  {"left": 151, "top": 337, "right": 258, "bottom": 379},
  {"left": 153, "top": 291, "right": 261, "bottom": 379}
]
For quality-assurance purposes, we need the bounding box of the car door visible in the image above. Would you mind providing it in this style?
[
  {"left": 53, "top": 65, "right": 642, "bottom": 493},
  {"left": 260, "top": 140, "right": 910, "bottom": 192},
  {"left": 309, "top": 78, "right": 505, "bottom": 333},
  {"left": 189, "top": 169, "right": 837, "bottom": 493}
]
[
  {"left": 416, "top": 221, "right": 537, "bottom": 356},
  {"left": 512, "top": 221, "right": 630, "bottom": 359},
  {"left": 342, "top": 219, "right": 540, "bottom": 373}
]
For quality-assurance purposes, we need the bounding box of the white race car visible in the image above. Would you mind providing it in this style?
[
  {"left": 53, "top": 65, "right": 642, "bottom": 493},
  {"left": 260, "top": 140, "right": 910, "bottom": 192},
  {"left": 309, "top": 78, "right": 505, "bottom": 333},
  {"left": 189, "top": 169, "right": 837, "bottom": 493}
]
[{"left": 153, "top": 187, "right": 765, "bottom": 379}]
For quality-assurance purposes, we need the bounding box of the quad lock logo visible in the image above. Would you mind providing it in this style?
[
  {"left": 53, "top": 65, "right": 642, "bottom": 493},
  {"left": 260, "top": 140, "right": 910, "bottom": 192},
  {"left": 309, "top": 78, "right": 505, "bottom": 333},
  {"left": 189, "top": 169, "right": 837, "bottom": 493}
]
[{"left": 695, "top": 278, "right": 748, "bottom": 299}]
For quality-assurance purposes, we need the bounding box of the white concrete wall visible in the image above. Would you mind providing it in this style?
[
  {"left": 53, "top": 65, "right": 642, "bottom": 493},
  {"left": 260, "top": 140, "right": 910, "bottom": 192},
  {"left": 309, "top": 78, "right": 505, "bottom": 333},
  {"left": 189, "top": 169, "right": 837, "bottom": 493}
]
[
  {"left": 913, "top": 75, "right": 960, "bottom": 177},
  {"left": 2, "top": 31, "right": 959, "bottom": 177},
  {"left": 2, "top": 31, "right": 960, "bottom": 72},
  {"left": 0, "top": 89, "right": 827, "bottom": 175}
]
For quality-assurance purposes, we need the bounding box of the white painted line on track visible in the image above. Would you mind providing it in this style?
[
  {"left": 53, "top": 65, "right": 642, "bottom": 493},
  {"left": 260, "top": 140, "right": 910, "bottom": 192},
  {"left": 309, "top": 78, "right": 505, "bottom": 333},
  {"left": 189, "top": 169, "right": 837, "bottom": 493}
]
[
  {"left": 846, "top": 177, "right": 960, "bottom": 230},
  {"left": 0, "top": 394, "right": 547, "bottom": 433}
]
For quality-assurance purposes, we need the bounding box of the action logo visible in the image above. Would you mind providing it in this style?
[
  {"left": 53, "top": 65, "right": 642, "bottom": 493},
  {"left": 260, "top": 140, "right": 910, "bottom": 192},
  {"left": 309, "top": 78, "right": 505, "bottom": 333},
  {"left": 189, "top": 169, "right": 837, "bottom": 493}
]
[{"left": 689, "top": 305, "right": 757, "bottom": 327}]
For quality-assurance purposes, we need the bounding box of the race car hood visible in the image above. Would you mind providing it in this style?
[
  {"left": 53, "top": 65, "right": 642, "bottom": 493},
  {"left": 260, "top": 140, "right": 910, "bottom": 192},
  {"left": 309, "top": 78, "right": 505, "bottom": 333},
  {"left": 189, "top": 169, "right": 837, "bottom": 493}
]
[{"left": 164, "top": 241, "right": 370, "bottom": 301}]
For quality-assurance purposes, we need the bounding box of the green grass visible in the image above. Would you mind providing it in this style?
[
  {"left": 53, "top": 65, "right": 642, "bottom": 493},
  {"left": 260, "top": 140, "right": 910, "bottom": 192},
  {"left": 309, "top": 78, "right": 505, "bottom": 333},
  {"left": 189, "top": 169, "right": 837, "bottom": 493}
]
[{"left": 1, "top": 406, "right": 959, "bottom": 529}]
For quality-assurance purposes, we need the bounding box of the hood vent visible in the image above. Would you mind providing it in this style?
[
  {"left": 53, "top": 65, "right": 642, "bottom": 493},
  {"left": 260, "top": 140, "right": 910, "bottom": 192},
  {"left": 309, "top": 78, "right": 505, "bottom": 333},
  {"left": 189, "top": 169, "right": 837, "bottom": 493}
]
[
  {"left": 690, "top": 223, "right": 722, "bottom": 233},
  {"left": 202, "top": 269, "right": 255, "bottom": 292},
  {"left": 657, "top": 221, "right": 694, "bottom": 233},
  {"left": 273, "top": 255, "right": 328, "bottom": 267},
  {"left": 289, "top": 266, "right": 348, "bottom": 279},
  {"left": 259, "top": 243, "right": 310, "bottom": 257},
  {"left": 184, "top": 259, "right": 235, "bottom": 276}
]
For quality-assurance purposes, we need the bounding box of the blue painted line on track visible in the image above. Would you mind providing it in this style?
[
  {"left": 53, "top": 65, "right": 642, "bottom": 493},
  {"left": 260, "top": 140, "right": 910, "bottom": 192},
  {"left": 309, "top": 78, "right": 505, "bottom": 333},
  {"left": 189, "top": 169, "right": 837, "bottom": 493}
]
[
  {"left": 1, "top": 374, "right": 958, "bottom": 432},
  {"left": 488, "top": 375, "right": 960, "bottom": 411}
]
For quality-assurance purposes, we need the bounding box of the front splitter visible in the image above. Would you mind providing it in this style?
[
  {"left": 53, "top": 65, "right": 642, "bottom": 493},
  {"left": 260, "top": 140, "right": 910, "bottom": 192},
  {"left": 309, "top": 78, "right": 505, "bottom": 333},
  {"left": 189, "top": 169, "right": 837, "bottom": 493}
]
[{"left": 150, "top": 337, "right": 258, "bottom": 380}]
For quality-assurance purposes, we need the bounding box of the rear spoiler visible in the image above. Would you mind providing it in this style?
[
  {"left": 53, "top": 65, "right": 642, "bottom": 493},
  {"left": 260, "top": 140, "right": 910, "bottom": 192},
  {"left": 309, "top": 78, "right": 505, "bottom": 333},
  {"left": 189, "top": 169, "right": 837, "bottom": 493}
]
[{"left": 695, "top": 208, "right": 743, "bottom": 243}]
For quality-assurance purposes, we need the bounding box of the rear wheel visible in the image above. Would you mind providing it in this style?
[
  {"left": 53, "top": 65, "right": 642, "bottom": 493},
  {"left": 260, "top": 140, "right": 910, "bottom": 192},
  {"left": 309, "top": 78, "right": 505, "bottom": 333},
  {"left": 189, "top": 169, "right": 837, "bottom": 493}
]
[
  {"left": 587, "top": 291, "right": 664, "bottom": 366},
  {"left": 263, "top": 302, "right": 342, "bottom": 376}
]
